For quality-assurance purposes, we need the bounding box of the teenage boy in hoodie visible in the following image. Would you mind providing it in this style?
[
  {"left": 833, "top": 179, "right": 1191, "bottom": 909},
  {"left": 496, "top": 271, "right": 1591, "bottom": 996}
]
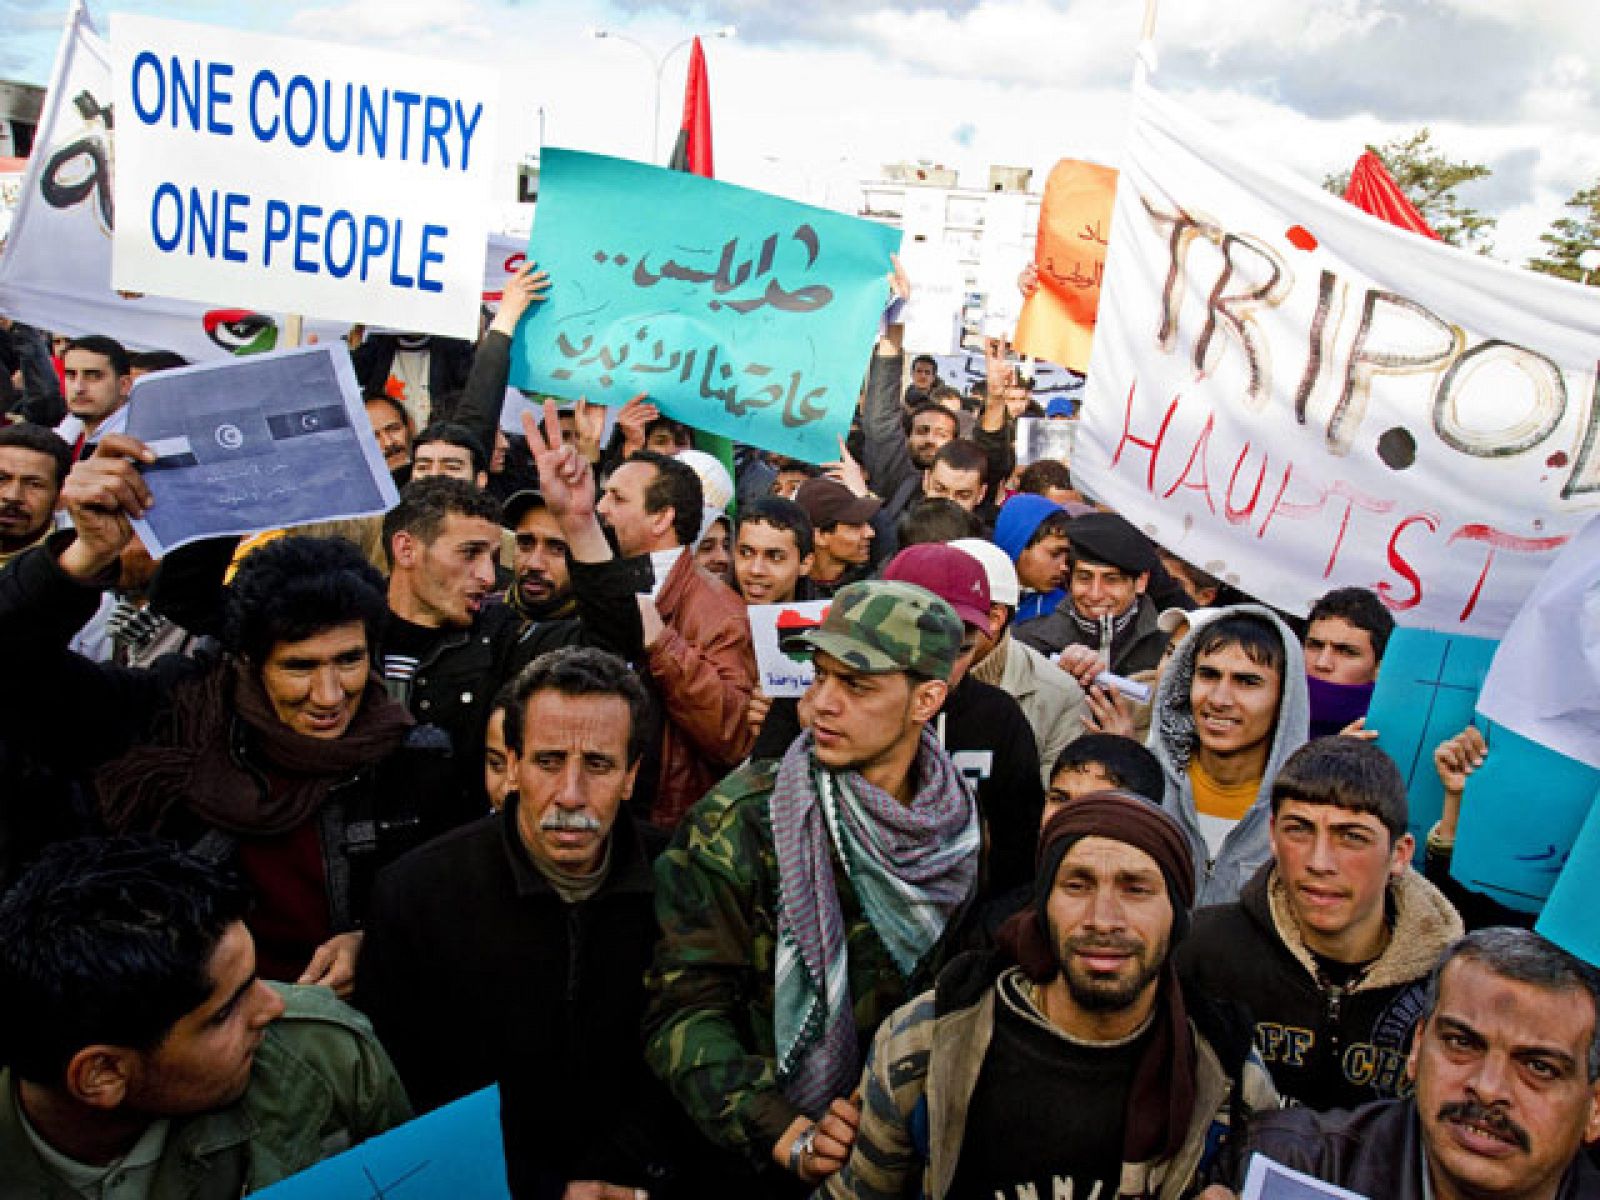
[
  {"left": 1147, "top": 606, "right": 1311, "bottom": 906},
  {"left": 1176, "top": 738, "right": 1462, "bottom": 1112},
  {"left": 991, "top": 493, "right": 1072, "bottom": 623}
]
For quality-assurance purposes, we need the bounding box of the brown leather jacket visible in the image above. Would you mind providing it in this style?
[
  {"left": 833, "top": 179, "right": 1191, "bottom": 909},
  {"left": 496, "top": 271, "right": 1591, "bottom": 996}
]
[
  {"left": 1244, "top": 1097, "right": 1600, "bottom": 1199},
  {"left": 647, "top": 551, "right": 757, "bottom": 829}
]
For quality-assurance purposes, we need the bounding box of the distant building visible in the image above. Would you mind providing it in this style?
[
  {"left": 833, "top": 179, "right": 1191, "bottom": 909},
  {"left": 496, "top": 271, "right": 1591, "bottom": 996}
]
[{"left": 0, "top": 79, "right": 44, "bottom": 159}]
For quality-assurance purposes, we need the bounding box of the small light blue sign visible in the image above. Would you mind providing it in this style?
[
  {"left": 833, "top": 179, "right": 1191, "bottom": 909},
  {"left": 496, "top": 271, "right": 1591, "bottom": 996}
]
[
  {"left": 255, "top": 1086, "right": 509, "bottom": 1199},
  {"left": 1452, "top": 725, "right": 1600, "bottom": 915},
  {"left": 1536, "top": 787, "right": 1600, "bottom": 967},
  {"left": 1368, "top": 628, "right": 1497, "bottom": 864}
]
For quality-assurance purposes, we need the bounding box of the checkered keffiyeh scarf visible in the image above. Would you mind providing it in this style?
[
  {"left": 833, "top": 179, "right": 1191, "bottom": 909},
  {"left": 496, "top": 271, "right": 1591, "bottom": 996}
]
[{"left": 770, "top": 727, "right": 979, "bottom": 1115}]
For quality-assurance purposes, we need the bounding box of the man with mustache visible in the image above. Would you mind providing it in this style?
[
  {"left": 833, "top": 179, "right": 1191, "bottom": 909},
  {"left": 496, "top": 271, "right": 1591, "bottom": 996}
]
[
  {"left": 356, "top": 646, "right": 710, "bottom": 1198},
  {"left": 522, "top": 404, "right": 756, "bottom": 832},
  {"left": 824, "top": 791, "right": 1279, "bottom": 1200},
  {"left": 1225, "top": 927, "right": 1600, "bottom": 1200},
  {"left": 0, "top": 422, "right": 68, "bottom": 570}
]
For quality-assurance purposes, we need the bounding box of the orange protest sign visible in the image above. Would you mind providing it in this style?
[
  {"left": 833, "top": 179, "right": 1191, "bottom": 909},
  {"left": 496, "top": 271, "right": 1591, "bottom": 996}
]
[{"left": 1013, "top": 159, "right": 1117, "bottom": 373}]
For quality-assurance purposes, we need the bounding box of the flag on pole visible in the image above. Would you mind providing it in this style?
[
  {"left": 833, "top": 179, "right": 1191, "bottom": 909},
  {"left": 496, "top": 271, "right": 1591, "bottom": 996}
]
[
  {"left": 1342, "top": 149, "right": 1440, "bottom": 240},
  {"left": 665, "top": 37, "right": 736, "bottom": 504},
  {"left": 668, "top": 38, "right": 714, "bottom": 177}
]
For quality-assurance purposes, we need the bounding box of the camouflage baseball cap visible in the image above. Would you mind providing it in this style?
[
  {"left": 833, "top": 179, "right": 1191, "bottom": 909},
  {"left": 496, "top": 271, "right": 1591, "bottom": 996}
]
[{"left": 782, "top": 580, "right": 963, "bottom": 683}]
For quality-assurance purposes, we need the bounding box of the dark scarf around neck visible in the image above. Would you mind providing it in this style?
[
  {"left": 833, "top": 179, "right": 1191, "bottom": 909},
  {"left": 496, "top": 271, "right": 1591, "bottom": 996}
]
[{"left": 97, "top": 660, "right": 414, "bottom": 837}]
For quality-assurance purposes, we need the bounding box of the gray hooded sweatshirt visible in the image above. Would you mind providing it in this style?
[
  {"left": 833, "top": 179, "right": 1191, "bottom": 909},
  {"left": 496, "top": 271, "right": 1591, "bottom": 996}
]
[{"left": 1146, "top": 604, "right": 1310, "bottom": 907}]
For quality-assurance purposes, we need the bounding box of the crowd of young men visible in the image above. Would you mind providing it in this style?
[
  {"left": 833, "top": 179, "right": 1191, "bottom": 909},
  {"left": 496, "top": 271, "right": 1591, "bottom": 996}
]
[{"left": 0, "top": 278, "right": 1595, "bottom": 1200}]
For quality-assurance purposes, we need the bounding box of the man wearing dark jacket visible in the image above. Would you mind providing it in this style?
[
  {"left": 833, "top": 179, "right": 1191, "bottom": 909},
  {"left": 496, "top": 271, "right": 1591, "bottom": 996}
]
[
  {"left": 1178, "top": 738, "right": 1462, "bottom": 1112},
  {"left": 0, "top": 437, "right": 459, "bottom": 990},
  {"left": 825, "top": 792, "right": 1279, "bottom": 1200},
  {"left": 380, "top": 477, "right": 519, "bottom": 824},
  {"left": 380, "top": 474, "right": 641, "bottom": 821},
  {"left": 1015, "top": 510, "right": 1168, "bottom": 684},
  {"left": 1232, "top": 927, "right": 1600, "bottom": 1200},
  {"left": 356, "top": 647, "right": 707, "bottom": 1198}
]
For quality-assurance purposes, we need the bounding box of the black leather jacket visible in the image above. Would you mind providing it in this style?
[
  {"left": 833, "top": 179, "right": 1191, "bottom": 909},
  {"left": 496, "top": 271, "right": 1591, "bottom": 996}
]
[{"left": 1244, "top": 1098, "right": 1600, "bottom": 1199}]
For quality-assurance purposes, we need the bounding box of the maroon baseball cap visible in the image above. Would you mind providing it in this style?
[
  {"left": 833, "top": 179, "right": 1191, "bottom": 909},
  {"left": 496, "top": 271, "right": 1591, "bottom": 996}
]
[
  {"left": 795, "top": 478, "right": 881, "bottom": 527},
  {"left": 881, "top": 544, "right": 992, "bottom": 629}
]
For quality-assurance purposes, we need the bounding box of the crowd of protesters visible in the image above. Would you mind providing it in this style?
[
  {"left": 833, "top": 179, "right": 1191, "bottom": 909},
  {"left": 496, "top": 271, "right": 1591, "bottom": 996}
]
[{"left": 0, "top": 263, "right": 1595, "bottom": 1200}]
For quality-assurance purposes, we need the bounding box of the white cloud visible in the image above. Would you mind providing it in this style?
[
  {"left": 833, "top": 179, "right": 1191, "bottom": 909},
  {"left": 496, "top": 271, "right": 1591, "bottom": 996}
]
[
  {"left": 5, "top": 0, "right": 1595, "bottom": 271},
  {"left": 285, "top": 0, "right": 495, "bottom": 44}
]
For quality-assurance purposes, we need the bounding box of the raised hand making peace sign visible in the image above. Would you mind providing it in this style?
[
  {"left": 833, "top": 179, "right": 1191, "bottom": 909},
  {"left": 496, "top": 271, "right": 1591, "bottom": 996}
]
[{"left": 519, "top": 396, "right": 618, "bottom": 563}]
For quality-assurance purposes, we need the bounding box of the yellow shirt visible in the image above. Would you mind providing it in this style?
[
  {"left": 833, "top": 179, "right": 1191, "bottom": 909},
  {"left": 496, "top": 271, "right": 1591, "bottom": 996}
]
[{"left": 1189, "top": 757, "right": 1260, "bottom": 859}]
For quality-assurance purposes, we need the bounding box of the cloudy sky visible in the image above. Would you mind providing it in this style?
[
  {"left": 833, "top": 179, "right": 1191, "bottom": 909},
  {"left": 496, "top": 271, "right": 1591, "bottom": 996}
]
[{"left": 4, "top": 0, "right": 1597, "bottom": 264}]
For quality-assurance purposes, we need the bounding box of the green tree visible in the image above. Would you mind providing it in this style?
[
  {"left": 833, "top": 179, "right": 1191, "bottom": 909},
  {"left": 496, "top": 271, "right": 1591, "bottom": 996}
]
[
  {"left": 1324, "top": 128, "right": 1496, "bottom": 253},
  {"left": 1526, "top": 181, "right": 1600, "bottom": 285}
]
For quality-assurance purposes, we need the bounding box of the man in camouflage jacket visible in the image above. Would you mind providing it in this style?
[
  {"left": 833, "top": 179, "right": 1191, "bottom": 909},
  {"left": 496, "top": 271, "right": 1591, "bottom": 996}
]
[{"left": 644, "top": 581, "right": 982, "bottom": 1194}]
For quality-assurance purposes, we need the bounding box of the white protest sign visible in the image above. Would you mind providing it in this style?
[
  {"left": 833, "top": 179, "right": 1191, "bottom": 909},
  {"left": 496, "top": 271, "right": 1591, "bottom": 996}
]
[
  {"left": 100, "top": 343, "right": 398, "bottom": 555},
  {"left": 1242, "top": 1153, "right": 1368, "bottom": 1200},
  {"left": 1478, "top": 513, "right": 1600, "bottom": 769},
  {"left": 0, "top": 5, "right": 346, "bottom": 356},
  {"left": 977, "top": 191, "right": 1030, "bottom": 337},
  {"left": 1075, "top": 76, "right": 1600, "bottom": 636},
  {"left": 111, "top": 15, "right": 497, "bottom": 339},
  {"left": 748, "top": 600, "right": 831, "bottom": 697},
  {"left": 899, "top": 238, "right": 965, "bottom": 354},
  {"left": 0, "top": 159, "right": 24, "bottom": 246},
  {"left": 1014, "top": 416, "right": 1078, "bottom": 467}
]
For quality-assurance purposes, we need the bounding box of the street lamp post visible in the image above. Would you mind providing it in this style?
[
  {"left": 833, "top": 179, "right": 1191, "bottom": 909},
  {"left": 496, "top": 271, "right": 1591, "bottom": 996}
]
[{"left": 589, "top": 25, "right": 735, "bottom": 163}]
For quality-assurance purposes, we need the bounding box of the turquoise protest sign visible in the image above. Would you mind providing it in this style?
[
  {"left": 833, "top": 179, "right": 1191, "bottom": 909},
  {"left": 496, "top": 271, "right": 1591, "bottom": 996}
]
[
  {"left": 509, "top": 149, "right": 900, "bottom": 464},
  {"left": 1452, "top": 725, "right": 1600, "bottom": 914},
  {"left": 256, "top": 1086, "right": 509, "bottom": 1199},
  {"left": 1369, "top": 629, "right": 1497, "bottom": 864},
  {"left": 1536, "top": 787, "right": 1600, "bottom": 967}
]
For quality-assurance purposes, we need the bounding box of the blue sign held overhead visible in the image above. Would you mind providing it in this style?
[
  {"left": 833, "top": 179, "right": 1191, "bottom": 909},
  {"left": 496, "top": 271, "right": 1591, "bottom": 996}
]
[{"left": 509, "top": 149, "right": 901, "bottom": 464}]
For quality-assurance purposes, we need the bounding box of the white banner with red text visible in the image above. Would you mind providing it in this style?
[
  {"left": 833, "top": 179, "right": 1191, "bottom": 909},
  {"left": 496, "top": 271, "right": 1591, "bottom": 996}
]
[{"left": 1074, "top": 76, "right": 1600, "bottom": 636}]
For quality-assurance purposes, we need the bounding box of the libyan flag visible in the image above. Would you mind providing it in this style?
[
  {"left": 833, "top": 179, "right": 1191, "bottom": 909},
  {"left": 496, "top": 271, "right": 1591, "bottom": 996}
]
[
  {"left": 667, "top": 36, "right": 737, "bottom": 503},
  {"left": 668, "top": 37, "right": 714, "bottom": 177}
]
